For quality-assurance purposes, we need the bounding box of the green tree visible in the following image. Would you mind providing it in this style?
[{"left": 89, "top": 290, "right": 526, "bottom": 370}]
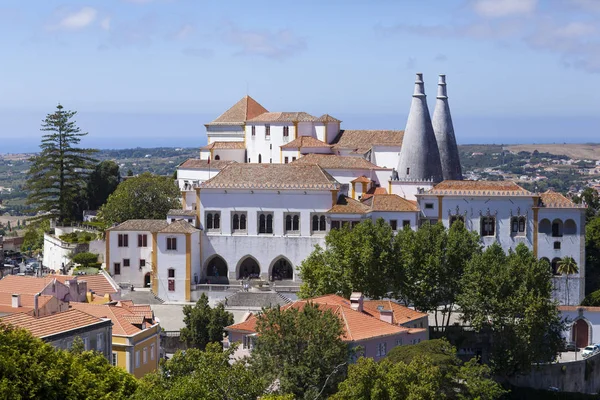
[
  {"left": 557, "top": 256, "right": 579, "bottom": 306},
  {"left": 299, "top": 218, "right": 396, "bottom": 299},
  {"left": 180, "top": 293, "right": 233, "bottom": 350},
  {"left": 250, "top": 303, "right": 351, "bottom": 399},
  {"left": 585, "top": 216, "right": 600, "bottom": 294},
  {"left": 25, "top": 104, "right": 97, "bottom": 222},
  {"left": 86, "top": 160, "right": 121, "bottom": 210},
  {"left": 127, "top": 169, "right": 134, "bottom": 177},
  {"left": 99, "top": 172, "right": 180, "bottom": 225},
  {"left": 21, "top": 220, "right": 50, "bottom": 253},
  {"left": 133, "top": 343, "right": 267, "bottom": 400},
  {"left": 0, "top": 324, "right": 137, "bottom": 399},
  {"left": 457, "top": 243, "right": 565, "bottom": 377},
  {"left": 71, "top": 252, "right": 99, "bottom": 268},
  {"left": 573, "top": 187, "right": 599, "bottom": 222}
]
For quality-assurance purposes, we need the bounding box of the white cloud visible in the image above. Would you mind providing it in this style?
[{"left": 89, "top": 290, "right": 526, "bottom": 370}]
[
  {"left": 170, "top": 24, "right": 194, "bottom": 40},
  {"left": 53, "top": 7, "right": 98, "bottom": 30},
  {"left": 100, "top": 17, "right": 111, "bottom": 31},
  {"left": 554, "top": 22, "right": 596, "bottom": 38},
  {"left": 223, "top": 25, "right": 306, "bottom": 60},
  {"left": 472, "top": 0, "right": 537, "bottom": 18}
]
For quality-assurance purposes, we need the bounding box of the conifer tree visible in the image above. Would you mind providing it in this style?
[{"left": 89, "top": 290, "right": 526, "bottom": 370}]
[{"left": 26, "top": 104, "right": 97, "bottom": 222}]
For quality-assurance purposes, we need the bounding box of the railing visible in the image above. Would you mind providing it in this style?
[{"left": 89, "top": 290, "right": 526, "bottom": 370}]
[
  {"left": 190, "top": 283, "right": 301, "bottom": 293},
  {"left": 161, "top": 331, "right": 181, "bottom": 338}
]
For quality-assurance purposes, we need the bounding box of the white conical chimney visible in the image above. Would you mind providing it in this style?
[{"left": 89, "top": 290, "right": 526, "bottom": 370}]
[{"left": 433, "top": 74, "right": 463, "bottom": 181}]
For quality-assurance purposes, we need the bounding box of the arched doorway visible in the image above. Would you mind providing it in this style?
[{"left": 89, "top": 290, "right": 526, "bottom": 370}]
[
  {"left": 206, "top": 255, "right": 229, "bottom": 284},
  {"left": 271, "top": 258, "right": 293, "bottom": 281},
  {"left": 144, "top": 273, "right": 151, "bottom": 288},
  {"left": 238, "top": 257, "right": 260, "bottom": 280},
  {"left": 572, "top": 319, "right": 590, "bottom": 348}
]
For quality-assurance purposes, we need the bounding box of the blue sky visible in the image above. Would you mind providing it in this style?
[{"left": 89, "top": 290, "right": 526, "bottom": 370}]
[{"left": 1, "top": 0, "right": 600, "bottom": 152}]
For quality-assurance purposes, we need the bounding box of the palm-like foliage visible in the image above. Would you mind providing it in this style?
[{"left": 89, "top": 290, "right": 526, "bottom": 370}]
[{"left": 557, "top": 256, "right": 579, "bottom": 305}]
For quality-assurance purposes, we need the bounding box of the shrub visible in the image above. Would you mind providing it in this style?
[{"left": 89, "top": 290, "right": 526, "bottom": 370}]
[{"left": 72, "top": 252, "right": 98, "bottom": 268}]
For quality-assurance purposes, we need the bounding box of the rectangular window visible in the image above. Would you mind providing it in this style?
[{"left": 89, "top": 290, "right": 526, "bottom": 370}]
[
  {"left": 292, "top": 157, "right": 296, "bottom": 161},
  {"left": 395, "top": 338, "right": 403, "bottom": 346},
  {"left": 118, "top": 234, "right": 128, "bottom": 247},
  {"left": 168, "top": 279, "right": 175, "bottom": 291},
  {"left": 205, "top": 211, "right": 221, "bottom": 232},
  {"left": 112, "top": 352, "right": 118, "bottom": 366},
  {"left": 97, "top": 333, "right": 104, "bottom": 352},
  {"left": 284, "top": 213, "right": 300, "bottom": 234},
  {"left": 168, "top": 269, "right": 175, "bottom": 278},
  {"left": 167, "top": 237, "right": 177, "bottom": 250},
  {"left": 554, "top": 241, "right": 561, "bottom": 250},
  {"left": 311, "top": 214, "right": 327, "bottom": 233},
  {"left": 402, "top": 220, "right": 411, "bottom": 228},
  {"left": 139, "top": 259, "right": 146, "bottom": 268},
  {"left": 390, "top": 220, "right": 398, "bottom": 231},
  {"left": 284, "top": 157, "right": 289, "bottom": 164},
  {"left": 511, "top": 217, "right": 526, "bottom": 236},
  {"left": 480, "top": 217, "right": 496, "bottom": 237},
  {"left": 138, "top": 234, "right": 148, "bottom": 247},
  {"left": 331, "top": 221, "right": 341, "bottom": 230},
  {"left": 150, "top": 343, "right": 155, "bottom": 360},
  {"left": 82, "top": 336, "right": 89, "bottom": 351},
  {"left": 232, "top": 212, "right": 247, "bottom": 233},
  {"left": 265, "top": 124, "right": 270, "bottom": 137},
  {"left": 135, "top": 351, "right": 140, "bottom": 368},
  {"left": 143, "top": 347, "right": 148, "bottom": 364},
  {"left": 251, "top": 125, "right": 256, "bottom": 137},
  {"left": 283, "top": 126, "right": 289, "bottom": 137},
  {"left": 258, "top": 212, "right": 274, "bottom": 234},
  {"left": 123, "top": 259, "right": 130, "bottom": 267},
  {"left": 424, "top": 203, "right": 434, "bottom": 209},
  {"left": 377, "top": 342, "right": 387, "bottom": 357},
  {"left": 114, "top": 263, "right": 121, "bottom": 275}
]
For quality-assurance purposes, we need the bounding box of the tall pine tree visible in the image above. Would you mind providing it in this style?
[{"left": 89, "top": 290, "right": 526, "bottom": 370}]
[{"left": 26, "top": 104, "right": 97, "bottom": 222}]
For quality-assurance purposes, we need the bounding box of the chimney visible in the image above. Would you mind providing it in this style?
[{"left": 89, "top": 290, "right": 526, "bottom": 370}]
[
  {"left": 433, "top": 74, "right": 463, "bottom": 181},
  {"left": 396, "top": 73, "right": 443, "bottom": 183},
  {"left": 350, "top": 292, "right": 364, "bottom": 313},
  {"left": 378, "top": 306, "right": 394, "bottom": 324},
  {"left": 33, "top": 294, "right": 39, "bottom": 317},
  {"left": 11, "top": 294, "right": 20, "bottom": 308}
]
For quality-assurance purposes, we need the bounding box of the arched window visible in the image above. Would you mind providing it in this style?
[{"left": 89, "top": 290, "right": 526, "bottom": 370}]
[
  {"left": 258, "top": 154, "right": 262, "bottom": 164},
  {"left": 266, "top": 214, "right": 273, "bottom": 233},
  {"left": 551, "top": 258, "right": 561, "bottom": 275},
  {"left": 539, "top": 219, "right": 551, "bottom": 234},
  {"left": 480, "top": 216, "right": 495, "bottom": 237},
  {"left": 519, "top": 217, "right": 526, "bottom": 233},
  {"left": 564, "top": 219, "right": 577, "bottom": 235},
  {"left": 285, "top": 215, "right": 292, "bottom": 231},
  {"left": 259, "top": 214, "right": 266, "bottom": 234},
  {"left": 552, "top": 220, "right": 563, "bottom": 237},
  {"left": 312, "top": 215, "right": 319, "bottom": 231},
  {"left": 206, "top": 213, "right": 213, "bottom": 230},
  {"left": 319, "top": 216, "right": 326, "bottom": 231},
  {"left": 214, "top": 155, "right": 220, "bottom": 160},
  {"left": 213, "top": 213, "right": 220, "bottom": 229},
  {"left": 293, "top": 215, "right": 299, "bottom": 231},
  {"left": 233, "top": 214, "right": 240, "bottom": 230},
  {"left": 240, "top": 214, "right": 247, "bottom": 230},
  {"left": 510, "top": 216, "right": 526, "bottom": 236}
]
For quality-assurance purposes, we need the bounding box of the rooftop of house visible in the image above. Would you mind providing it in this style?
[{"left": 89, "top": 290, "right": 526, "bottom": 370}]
[
  {"left": 159, "top": 220, "right": 199, "bottom": 234},
  {"left": 206, "top": 95, "right": 269, "bottom": 126},
  {"left": 425, "top": 180, "right": 532, "bottom": 196},
  {"left": 539, "top": 190, "right": 582, "bottom": 208},
  {"left": 351, "top": 176, "right": 371, "bottom": 184},
  {"left": 167, "top": 209, "right": 197, "bottom": 217},
  {"left": 362, "top": 186, "right": 388, "bottom": 200},
  {"left": 0, "top": 293, "right": 54, "bottom": 315},
  {"left": 247, "top": 111, "right": 317, "bottom": 123},
  {"left": 0, "top": 273, "right": 119, "bottom": 298},
  {"left": 328, "top": 196, "right": 371, "bottom": 214},
  {"left": 316, "top": 114, "right": 341, "bottom": 123},
  {"left": 361, "top": 300, "right": 428, "bottom": 325},
  {"left": 280, "top": 136, "right": 332, "bottom": 149},
  {"left": 222, "top": 291, "right": 292, "bottom": 308},
  {"left": 201, "top": 141, "right": 246, "bottom": 150},
  {"left": 178, "top": 158, "right": 236, "bottom": 170},
  {"left": 70, "top": 300, "right": 155, "bottom": 336},
  {"left": 362, "top": 194, "right": 419, "bottom": 212},
  {"left": 1, "top": 309, "right": 108, "bottom": 339},
  {"left": 107, "top": 219, "right": 169, "bottom": 232},
  {"left": 331, "top": 130, "right": 404, "bottom": 154},
  {"left": 292, "top": 153, "right": 382, "bottom": 170},
  {"left": 226, "top": 294, "right": 417, "bottom": 342},
  {"left": 200, "top": 163, "right": 340, "bottom": 191}
]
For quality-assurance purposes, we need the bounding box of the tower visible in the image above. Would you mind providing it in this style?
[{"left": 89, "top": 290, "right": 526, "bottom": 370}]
[
  {"left": 396, "top": 73, "right": 443, "bottom": 183},
  {"left": 433, "top": 74, "right": 463, "bottom": 180}
]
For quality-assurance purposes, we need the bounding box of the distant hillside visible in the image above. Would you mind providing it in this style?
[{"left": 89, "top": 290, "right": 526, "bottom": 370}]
[{"left": 503, "top": 144, "right": 600, "bottom": 161}]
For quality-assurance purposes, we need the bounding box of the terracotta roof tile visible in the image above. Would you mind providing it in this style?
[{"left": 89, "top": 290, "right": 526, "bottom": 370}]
[
  {"left": 361, "top": 187, "right": 388, "bottom": 200},
  {"left": 167, "top": 209, "right": 197, "bottom": 217},
  {"left": 206, "top": 96, "right": 268, "bottom": 126},
  {"left": 280, "top": 136, "right": 332, "bottom": 149},
  {"left": 362, "top": 194, "right": 419, "bottom": 212},
  {"left": 226, "top": 313, "right": 256, "bottom": 333},
  {"left": 159, "top": 220, "right": 199, "bottom": 234},
  {"left": 351, "top": 176, "right": 371, "bottom": 184},
  {"left": 292, "top": 154, "right": 382, "bottom": 170},
  {"left": 316, "top": 114, "right": 341, "bottom": 123},
  {"left": 332, "top": 130, "right": 404, "bottom": 153},
  {"left": 201, "top": 141, "right": 246, "bottom": 150},
  {"left": 79, "top": 274, "right": 119, "bottom": 296},
  {"left": 107, "top": 219, "right": 169, "bottom": 232},
  {"left": 362, "top": 300, "right": 427, "bottom": 325},
  {"left": 70, "top": 302, "right": 156, "bottom": 336},
  {"left": 0, "top": 275, "right": 61, "bottom": 295},
  {"left": 1, "top": 309, "right": 107, "bottom": 339},
  {"left": 179, "top": 159, "right": 236, "bottom": 170},
  {"left": 201, "top": 164, "right": 339, "bottom": 190},
  {"left": 0, "top": 294, "right": 54, "bottom": 314},
  {"left": 426, "top": 180, "right": 532, "bottom": 196},
  {"left": 247, "top": 112, "right": 316, "bottom": 123},
  {"left": 539, "top": 190, "right": 583, "bottom": 208},
  {"left": 559, "top": 306, "right": 600, "bottom": 312},
  {"left": 328, "top": 196, "right": 370, "bottom": 214}
]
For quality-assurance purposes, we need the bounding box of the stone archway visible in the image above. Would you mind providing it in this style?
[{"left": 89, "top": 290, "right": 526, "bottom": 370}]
[
  {"left": 238, "top": 256, "right": 260, "bottom": 280},
  {"left": 572, "top": 319, "right": 590, "bottom": 348},
  {"left": 270, "top": 257, "right": 294, "bottom": 281},
  {"left": 205, "top": 255, "right": 229, "bottom": 284}
]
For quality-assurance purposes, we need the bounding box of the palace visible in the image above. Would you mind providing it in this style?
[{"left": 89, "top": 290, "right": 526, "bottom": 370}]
[{"left": 104, "top": 73, "right": 586, "bottom": 306}]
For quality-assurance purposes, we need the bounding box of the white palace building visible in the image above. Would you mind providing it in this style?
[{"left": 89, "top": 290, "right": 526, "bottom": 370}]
[{"left": 104, "top": 73, "right": 586, "bottom": 307}]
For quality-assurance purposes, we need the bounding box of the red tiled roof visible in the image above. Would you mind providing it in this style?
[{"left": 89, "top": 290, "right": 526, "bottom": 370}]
[
  {"left": 70, "top": 302, "right": 155, "bottom": 336},
  {"left": 332, "top": 130, "right": 404, "bottom": 154},
  {"left": 316, "top": 114, "right": 341, "bottom": 123},
  {"left": 328, "top": 196, "right": 371, "bottom": 214},
  {"left": 206, "top": 96, "right": 268, "bottom": 126},
  {"left": 280, "top": 136, "right": 332, "bottom": 149},
  {"left": 362, "top": 194, "right": 419, "bottom": 212},
  {"left": 426, "top": 180, "right": 532, "bottom": 196},
  {"left": 247, "top": 112, "right": 316, "bottom": 123},
  {"left": 351, "top": 176, "right": 371, "bottom": 184},
  {"left": 0, "top": 275, "right": 61, "bottom": 295},
  {"left": 0, "top": 293, "right": 54, "bottom": 314},
  {"left": 79, "top": 274, "right": 119, "bottom": 296},
  {"left": 178, "top": 158, "right": 236, "bottom": 170},
  {"left": 362, "top": 300, "right": 427, "bottom": 325},
  {"left": 539, "top": 190, "right": 583, "bottom": 208},
  {"left": 362, "top": 187, "right": 388, "bottom": 200},
  {"left": 1, "top": 309, "right": 106, "bottom": 339},
  {"left": 201, "top": 141, "right": 246, "bottom": 150},
  {"left": 292, "top": 154, "right": 382, "bottom": 170}
]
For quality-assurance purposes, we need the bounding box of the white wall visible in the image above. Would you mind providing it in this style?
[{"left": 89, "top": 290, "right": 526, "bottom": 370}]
[
  {"left": 177, "top": 168, "right": 221, "bottom": 190},
  {"left": 245, "top": 123, "right": 296, "bottom": 164},
  {"left": 281, "top": 149, "right": 300, "bottom": 164},
  {"left": 561, "top": 308, "right": 600, "bottom": 346},
  {"left": 156, "top": 233, "right": 188, "bottom": 302},
  {"left": 390, "top": 181, "right": 435, "bottom": 201},
  {"left": 212, "top": 149, "right": 245, "bottom": 163},
  {"left": 108, "top": 230, "right": 153, "bottom": 287},
  {"left": 206, "top": 125, "right": 245, "bottom": 142},
  {"left": 43, "top": 234, "right": 77, "bottom": 272},
  {"left": 371, "top": 146, "right": 401, "bottom": 169}
]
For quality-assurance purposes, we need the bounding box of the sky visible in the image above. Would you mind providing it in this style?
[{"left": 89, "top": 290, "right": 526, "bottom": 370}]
[{"left": 1, "top": 0, "right": 600, "bottom": 152}]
